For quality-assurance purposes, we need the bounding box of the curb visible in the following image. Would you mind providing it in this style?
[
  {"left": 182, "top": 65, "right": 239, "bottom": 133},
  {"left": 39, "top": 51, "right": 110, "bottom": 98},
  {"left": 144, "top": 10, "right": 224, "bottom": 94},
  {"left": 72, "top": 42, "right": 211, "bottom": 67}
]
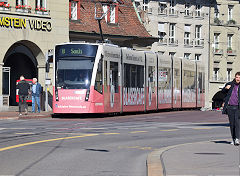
[
  {"left": 0, "top": 114, "right": 52, "bottom": 120},
  {"left": 146, "top": 139, "right": 229, "bottom": 176}
]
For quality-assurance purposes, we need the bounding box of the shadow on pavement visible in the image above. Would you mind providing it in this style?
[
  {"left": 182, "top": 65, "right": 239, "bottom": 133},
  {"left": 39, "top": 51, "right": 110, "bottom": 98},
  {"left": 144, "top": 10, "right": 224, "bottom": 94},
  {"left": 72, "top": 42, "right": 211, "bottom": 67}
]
[{"left": 211, "top": 140, "right": 231, "bottom": 145}]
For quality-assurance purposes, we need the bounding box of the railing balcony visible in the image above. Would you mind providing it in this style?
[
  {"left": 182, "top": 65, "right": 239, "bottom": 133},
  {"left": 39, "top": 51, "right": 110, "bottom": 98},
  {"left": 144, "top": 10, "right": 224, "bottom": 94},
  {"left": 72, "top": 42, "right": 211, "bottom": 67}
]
[
  {"left": 194, "top": 11, "right": 204, "bottom": 18},
  {"left": 227, "top": 19, "right": 236, "bottom": 26},
  {"left": 169, "top": 38, "right": 178, "bottom": 46},
  {"left": 158, "top": 8, "right": 167, "bottom": 15},
  {"left": 158, "top": 38, "right": 168, "bottom": 45},
  {"left": 227, "top": 49, "right": 237, "bottom": 56},
  {"left": 184, "top": 11, "right": 193, "bottom": 18},
  {"left": 213, "top": 18, "right": 224, "bottom": 25},
  {"left": 169, "top": 8, "right": 178, "bottom": 16},
  {"left": 195, "top": 39, "right": 204, "bottom": 47},
  {"left": 184, "top": 40, "right": 193, "bottom": 47},
  {"left": 213, "top": 48, "right": 223, "bottom": 55}
]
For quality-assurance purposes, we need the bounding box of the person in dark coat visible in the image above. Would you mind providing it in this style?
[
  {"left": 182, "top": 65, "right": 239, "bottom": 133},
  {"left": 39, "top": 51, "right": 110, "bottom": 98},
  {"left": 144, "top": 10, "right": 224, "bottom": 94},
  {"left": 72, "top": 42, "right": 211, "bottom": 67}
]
[
  {"left": 222, "top": 72, "right": 240, "bottom": 146},
  {"left": 16, "top": 75, "right": 30, "bottom": 116}
]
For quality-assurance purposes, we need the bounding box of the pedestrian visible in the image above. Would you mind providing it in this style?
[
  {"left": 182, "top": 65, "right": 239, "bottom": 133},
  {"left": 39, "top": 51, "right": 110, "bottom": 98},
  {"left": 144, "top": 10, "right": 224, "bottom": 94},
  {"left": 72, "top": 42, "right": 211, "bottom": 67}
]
[
  {"left": 31, "top": 78, "right": 42, "bottom": 113},
  {"left": 222, "top": 72, "right": 240, "bottom": 146},
  {"left": 16, "top": 75, "right": 30, "bottom": 116}
]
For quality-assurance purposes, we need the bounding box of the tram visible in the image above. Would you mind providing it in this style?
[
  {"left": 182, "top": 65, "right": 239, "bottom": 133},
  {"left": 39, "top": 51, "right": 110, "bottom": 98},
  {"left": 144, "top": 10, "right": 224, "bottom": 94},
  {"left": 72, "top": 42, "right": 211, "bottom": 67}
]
[{"left": 53, "top": 42, "right": 205, "bottom": 114}]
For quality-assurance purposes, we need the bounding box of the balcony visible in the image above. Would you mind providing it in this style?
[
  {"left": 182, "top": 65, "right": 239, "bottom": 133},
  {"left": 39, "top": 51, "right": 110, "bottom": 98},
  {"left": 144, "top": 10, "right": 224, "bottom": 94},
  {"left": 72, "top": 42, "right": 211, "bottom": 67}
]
[
  {"left": 184, "top": 40, "right": 193, "bottom": 47},
  {"left": 184, "top": 11, "right": 193, "bottom": 18},
  {"left": 168, "top": 38, "right": 178, "bottom": 46},
  {"left": 0, "top": 2, "right": 10, "bottom": 11},
  {"left": 158, "top": 8, "right": 167, "bottom": 16},
  {"left": 211, "top": 76, "right": 226, "bottom": 83},
  {"left": 227, "top": 48, "right": 237, "bottom": 56},
  {"left": 169, "top": 8, "right": 178, "bottom": 17},
  {"left": 195, "top": 39, "right": 204, "bottom": 47},
  {"left": 226, "top": 19, "right": 237, "bottom": 26},
  {"left": 158, "top": 38, "right": 168, "bottom": 45},
  {"left": 213, "top": 18, "right": 224, "bottom": 25},
  {"left": 213, "top": 48, "right": 223, "bottom": 55}
]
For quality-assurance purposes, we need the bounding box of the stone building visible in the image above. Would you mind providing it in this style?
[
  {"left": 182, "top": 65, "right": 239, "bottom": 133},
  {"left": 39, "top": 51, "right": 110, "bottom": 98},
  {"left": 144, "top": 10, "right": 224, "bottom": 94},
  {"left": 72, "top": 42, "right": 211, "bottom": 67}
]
[
  {"left": 209, "top": 0, "right": 240, "bottom": 109},
  {"left": 133, "top": 0, "right": 211, "bottom": 108},
  {"left": 0, "top": 0, "right": 69, "bottom": 109}
]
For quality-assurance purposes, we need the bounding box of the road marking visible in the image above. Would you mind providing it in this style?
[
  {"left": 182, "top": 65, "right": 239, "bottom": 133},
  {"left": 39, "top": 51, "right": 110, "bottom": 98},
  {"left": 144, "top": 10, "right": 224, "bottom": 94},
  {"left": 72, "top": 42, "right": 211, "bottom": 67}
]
[
  {"left": 0, "top": 128, "right": 6, "bottom": 130},
  {"left": 193, "top": 128, "right": 212, "bottom": 130},
  {"left": 0, "top": 134, "right": 99, "bottom": 152},
  {"left": 15, "top": 133, "right": 35, "bottom": 135},
  {"left": 130, "top": 131, "right": 148, "bottom": 134},
  {"left": 103, "top": 133, "right": 120, "bottom": 135},
  {"left": 160, "top": 129, "right": 178, "bottom": 132},
  {"left": 118, "top": 146, "right": 152, "bottom": 150}
]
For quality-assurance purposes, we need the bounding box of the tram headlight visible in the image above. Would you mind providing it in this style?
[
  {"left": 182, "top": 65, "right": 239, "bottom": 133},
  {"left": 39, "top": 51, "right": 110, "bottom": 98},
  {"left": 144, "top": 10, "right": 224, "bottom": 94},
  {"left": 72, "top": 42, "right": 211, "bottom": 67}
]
[
  {"left": 55, "top": 90, "right": 59, "bottom": 101},
  {"left": 85, "top": 89, "right": 90, "bottom": 101},
  {"left": 85, "top": 79, "right": 89, "bottom": 85}
]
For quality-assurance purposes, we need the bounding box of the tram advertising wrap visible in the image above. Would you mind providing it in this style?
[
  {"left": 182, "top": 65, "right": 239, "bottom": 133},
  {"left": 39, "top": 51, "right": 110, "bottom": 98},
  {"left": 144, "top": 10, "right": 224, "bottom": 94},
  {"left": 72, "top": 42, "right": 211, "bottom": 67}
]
[{"left": 53, "top": 42, "right": 205, "bottom": 114}]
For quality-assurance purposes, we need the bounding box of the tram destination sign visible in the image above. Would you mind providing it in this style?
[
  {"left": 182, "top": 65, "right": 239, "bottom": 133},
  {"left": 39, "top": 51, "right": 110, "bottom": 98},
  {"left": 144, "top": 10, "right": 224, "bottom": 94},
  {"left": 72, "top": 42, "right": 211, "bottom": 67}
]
[{"left": 55, "top": 44, "right": 98, "bottom": 58}]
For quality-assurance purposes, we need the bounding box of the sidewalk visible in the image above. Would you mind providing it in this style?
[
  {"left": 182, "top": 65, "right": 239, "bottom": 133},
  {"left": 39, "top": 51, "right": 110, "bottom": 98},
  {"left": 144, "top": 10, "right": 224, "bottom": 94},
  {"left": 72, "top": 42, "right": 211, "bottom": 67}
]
[
  {"left": 0, "top": 106, "right": 52, "bottom": 120},
  {"left": 147, "top": 140, "right": 239, "bottom": 176}
]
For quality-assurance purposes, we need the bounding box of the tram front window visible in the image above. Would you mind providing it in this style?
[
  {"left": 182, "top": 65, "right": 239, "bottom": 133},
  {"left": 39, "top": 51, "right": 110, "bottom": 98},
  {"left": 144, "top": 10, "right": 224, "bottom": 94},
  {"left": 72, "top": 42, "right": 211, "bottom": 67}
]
[{"left": 56, "top": 58, "right": 94, "bottom": 89}]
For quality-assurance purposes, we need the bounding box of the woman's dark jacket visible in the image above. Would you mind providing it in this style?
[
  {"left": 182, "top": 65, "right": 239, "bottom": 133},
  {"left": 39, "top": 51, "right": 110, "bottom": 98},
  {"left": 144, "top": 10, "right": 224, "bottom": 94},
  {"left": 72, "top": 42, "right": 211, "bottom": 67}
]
[{"left": 222, "top": 80, "right": 240, "bottom": 114}]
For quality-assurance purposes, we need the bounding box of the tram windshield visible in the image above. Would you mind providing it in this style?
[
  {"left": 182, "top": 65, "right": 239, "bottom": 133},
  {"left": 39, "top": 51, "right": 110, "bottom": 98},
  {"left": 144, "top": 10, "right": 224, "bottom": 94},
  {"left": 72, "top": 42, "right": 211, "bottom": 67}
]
[{"left": 56, "top": 57, "right": 94, "bottom": 89}]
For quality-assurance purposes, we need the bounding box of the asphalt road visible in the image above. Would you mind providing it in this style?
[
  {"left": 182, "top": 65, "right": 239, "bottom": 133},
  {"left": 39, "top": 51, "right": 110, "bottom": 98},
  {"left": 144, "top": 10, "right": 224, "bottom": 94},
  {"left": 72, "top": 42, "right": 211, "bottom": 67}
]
[{"left": 0, "top": 110, "right": 230, "bottom": 176}]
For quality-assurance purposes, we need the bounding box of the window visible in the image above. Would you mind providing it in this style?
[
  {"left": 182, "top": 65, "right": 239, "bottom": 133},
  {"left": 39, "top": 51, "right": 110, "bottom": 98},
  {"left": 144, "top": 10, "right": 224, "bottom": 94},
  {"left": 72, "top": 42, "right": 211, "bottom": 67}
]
[
  {"left": 169, "top": 0, "right": 176, "bottom": 14},
  {"left": 169, "top": 23, "right": 175, "bottom": 44},
  {"left": 227, "top": 34, "right": 233, "bottom": 49},
  {"left": 214, "top": 4, "right": 220, "bottom": 18},
  {"left": 214, "top": 33, "right": 220, "bottom": 50},
  {"left": 158, "top": 2, "right": 167, "bottom": 14},
  {"left": 184, "top": 53, "right": 191, "bottom": 60},
  {"left": 169, "top": 52, "right": 175, "bottom": 58},
  {"left": 16, "top": 0, "right": 28, "bottom": 12},
  {"left": 110, "top": 62, "right": 119, "bottom": 93},
  {"left": 158, "top": 23, "right": 166, "bottom": 43},
  {"left": 185, "top": 3, "right": 191, "bottom": 16},
  {"left": 195, "top": 54, "right": 201, "bottom": 61},
  {"left": 102, "top": 4, "right": 118, "bottom": 24},
  {"left": 36, "top": 0, "right": 46, "bottom": 9},
  {"left": 228, "top": 5, "right": 233, "bottom": 21},
  {"left": 213, "top": 68, "right": 219, "bottom": 81},
  {"left": 143, "top": 0, "right": 149, "bottom": 11},
  {"left": 94, "top": 59, "right": 103, "bottom": 94},
  {"left": 69, "top": 0, "right": 80, "bottom": 20},
  {"left": 195, "top": 25, "right": 201, "bottom": 45},
  {"left": 16, "top": 0, "right": 27, "bottom": 6},
  {"left": 184, "top": 24, "right": 191, "bottom": 45},
  {"left": 227, "top": 68, "right": 232, "bottom": 81},
  {"left": 124, "top": 64, "right": 144, "bottom": 88},
  {"left": 195, "top": 4, "right": 201, "bottom": 17}
]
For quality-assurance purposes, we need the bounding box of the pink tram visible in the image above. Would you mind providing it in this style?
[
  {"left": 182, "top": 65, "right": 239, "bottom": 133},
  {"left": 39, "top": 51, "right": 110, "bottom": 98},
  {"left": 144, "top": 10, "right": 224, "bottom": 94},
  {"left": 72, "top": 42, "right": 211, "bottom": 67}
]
[{"left": 53, "top": 42, "right": 205, "bottom": 114}]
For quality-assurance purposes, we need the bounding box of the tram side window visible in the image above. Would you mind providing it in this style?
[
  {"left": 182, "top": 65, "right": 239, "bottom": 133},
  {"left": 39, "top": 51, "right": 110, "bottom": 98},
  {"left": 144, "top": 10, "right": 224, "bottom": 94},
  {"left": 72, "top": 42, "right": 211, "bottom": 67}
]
[
  {"left": 95, "top": 59, "right": 103, "bottom": 94},
  {"left": 148, "top": 66, "right": 155, "bottom": 93},
  {"left": 110, "top": 62, "right": 119, "bottom": 93},
  {"left": 124, "top": 64, "right": 144, "bottom": 88}
]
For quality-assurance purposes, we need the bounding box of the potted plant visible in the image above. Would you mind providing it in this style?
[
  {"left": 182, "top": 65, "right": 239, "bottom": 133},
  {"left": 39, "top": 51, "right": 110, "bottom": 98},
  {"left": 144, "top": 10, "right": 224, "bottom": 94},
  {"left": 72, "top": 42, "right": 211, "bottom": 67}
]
[{"left": 227, "top": 47, "right": 233, "bottom": 53}]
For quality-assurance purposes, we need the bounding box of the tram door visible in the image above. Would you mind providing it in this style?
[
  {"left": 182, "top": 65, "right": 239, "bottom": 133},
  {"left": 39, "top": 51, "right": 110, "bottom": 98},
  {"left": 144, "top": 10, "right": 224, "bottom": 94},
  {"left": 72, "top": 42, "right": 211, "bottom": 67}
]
[{"left": 2, "top": 67, "right": 10, "bottom": 106}]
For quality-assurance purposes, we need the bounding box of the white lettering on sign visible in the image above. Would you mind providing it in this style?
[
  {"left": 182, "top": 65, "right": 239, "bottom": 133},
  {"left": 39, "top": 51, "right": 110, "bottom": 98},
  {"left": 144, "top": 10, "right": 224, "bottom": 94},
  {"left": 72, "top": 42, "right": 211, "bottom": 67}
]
[
  {"left": 61, "top": 96, "right": 82, "bottom": 101},
  {"left": 123, "top": 87, "right": 145, "bottom": 106},
  {"left": 57, "top": 105, "right": 86, "bottom": 109}
]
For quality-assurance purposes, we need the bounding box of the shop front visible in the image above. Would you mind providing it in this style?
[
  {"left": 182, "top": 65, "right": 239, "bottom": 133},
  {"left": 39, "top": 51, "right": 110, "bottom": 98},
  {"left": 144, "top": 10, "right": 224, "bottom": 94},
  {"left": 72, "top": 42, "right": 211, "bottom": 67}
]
[{"left": 0, "top": 0, "right": 69, "bottom": 109}]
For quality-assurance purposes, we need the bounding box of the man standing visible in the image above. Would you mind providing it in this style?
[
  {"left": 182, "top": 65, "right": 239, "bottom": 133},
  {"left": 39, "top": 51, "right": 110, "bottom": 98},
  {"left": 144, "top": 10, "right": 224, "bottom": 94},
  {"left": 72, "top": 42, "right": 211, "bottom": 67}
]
[
  {"left": 222, "top": 72, "right": 240, "bottom": 146},
  {"left": 16, "top": 75, "right": 30, "bottom": 116},
  {"left": 31, "top": 78, "right": 42, "bottom": 113}
]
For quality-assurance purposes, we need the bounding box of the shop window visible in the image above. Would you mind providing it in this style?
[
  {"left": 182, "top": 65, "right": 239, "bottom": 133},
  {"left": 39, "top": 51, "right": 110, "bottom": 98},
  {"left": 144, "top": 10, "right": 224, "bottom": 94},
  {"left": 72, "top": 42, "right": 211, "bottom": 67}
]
[{"left": 69, "top": 0, "right": 80, "bottom": 20}]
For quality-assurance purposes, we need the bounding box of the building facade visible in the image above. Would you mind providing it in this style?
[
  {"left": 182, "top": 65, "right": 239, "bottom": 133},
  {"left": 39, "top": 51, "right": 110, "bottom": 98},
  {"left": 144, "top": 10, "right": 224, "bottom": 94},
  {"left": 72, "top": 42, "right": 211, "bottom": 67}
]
[
  {"left": 134, "top": 0, "right": 211, "bottom": 108},
  {"left": 209, "top": 0, "right": 240, "bottom": 109},
  {"left": 0, "top": 0, "right": 69, "bottom": 109}
]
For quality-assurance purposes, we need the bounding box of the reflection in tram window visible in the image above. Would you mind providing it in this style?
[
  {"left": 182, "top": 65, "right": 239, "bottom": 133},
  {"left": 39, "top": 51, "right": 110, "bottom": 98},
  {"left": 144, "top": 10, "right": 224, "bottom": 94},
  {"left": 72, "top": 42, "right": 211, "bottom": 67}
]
[
  {"left": 124, "top": 64, "right": 144, "bottom": 88},
  {"left": 94, "top": 59, "right": 103, "bottom": 94},
  {"left": 110, "top": 62, "right": 119, "bottom": 93},
  {"left": 56, "top": 59, "right": 94, "bottom": 89},
  {"left": 148, "top": 66, "right": 155, "bottom": 93}
]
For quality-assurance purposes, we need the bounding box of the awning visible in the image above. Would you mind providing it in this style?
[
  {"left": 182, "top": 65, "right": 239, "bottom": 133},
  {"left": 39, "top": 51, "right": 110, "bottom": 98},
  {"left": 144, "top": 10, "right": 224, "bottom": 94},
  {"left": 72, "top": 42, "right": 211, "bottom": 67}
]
[
  {"left": 184, "top": 25, "right": 191, "bottom": 32},
  {"left": 158, "top": 23, "right": 165, "bottom": 32}
]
